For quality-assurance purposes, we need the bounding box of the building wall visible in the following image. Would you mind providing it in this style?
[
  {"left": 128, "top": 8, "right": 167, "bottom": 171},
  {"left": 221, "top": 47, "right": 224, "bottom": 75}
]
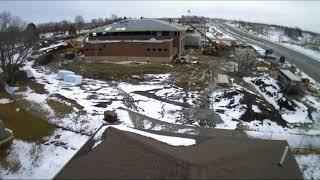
[
  {"left": 84, "top": 40, "right": 174, "bottom": 62},
  {"left": 88, "top": 31, "right": 185, "bottom": 56}
]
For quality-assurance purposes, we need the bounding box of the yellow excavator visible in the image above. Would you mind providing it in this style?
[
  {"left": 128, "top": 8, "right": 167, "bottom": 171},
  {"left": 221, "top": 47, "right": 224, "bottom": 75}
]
[{"left": 67, "top": 40, "right": 85, "bottom": 55}]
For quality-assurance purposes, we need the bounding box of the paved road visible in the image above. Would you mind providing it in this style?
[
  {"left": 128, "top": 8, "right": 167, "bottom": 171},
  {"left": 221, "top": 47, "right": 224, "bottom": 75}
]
[{"left": 214, "top": 22, "right": 320, "bottom": 82}]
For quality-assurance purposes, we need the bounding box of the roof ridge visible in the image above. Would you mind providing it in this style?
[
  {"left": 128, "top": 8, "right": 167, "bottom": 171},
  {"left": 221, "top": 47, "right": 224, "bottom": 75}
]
[{"left": 107, "top": 127, "right": 194, "bottom": 166}]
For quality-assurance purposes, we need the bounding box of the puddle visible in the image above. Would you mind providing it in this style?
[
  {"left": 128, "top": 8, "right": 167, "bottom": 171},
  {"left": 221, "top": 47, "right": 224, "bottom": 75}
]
[
  {"left": 0, "top": 102, "right": 56, "bottom": 142},
  {"left": 0, "top": 98, "right": 56, "bottom": 173}
]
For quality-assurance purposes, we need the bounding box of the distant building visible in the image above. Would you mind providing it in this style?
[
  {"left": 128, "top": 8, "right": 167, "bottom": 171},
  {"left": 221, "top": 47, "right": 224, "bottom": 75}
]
[
  {"left": 56, "top": 127, "right": 302, "bottom": 179},
  {"left": 189, "top": 24, "right": 209, "bottom": 35},
  {"left": 184, "top": 32, "right": 201, "bottom": 49},
  {"left": 84, "top": 19, "right": 186, "bottom": 62}
]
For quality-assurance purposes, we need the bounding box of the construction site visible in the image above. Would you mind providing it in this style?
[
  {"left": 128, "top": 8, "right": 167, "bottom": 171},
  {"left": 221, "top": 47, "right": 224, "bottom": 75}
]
[{"left": 1, "top": 9, "right": 320, "bottom": 179}]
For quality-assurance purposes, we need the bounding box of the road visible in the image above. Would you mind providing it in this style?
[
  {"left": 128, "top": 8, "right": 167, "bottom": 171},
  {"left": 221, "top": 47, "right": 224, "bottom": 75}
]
[{"left": 214, "top": 22, "right": 320, "bottom": 82}]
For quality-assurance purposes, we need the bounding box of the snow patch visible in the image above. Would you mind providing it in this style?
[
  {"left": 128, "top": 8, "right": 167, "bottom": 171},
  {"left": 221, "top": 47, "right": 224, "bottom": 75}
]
[{"left": 0, "top": 98, "right": 13, "bottom": 104}]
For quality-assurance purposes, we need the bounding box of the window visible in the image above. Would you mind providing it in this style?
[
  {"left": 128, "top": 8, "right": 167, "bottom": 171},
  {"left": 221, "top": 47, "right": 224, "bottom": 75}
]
[
  {"left": 99, "top": 48, "right": 102, "bottom": 51},
  {"left": 153, "top": 48, "right": 156, "bottom": 51},
  {"left": 158, "top": 48, "right": 162, "bottom": 51},
  {"left": 86, "top": 49, "right": 89, "bottom": 51},
  {"left": 147, "top": 48, "right": 150, "bottom": 51},
  {"left": 164, "top": 48, "right": 167, "bottom": 51},
  {"left": 174, "top": 32, "right": 177, "bottom": 36},
  {"left": 162, "top": 31, "right": 169, "bottom": 36}
]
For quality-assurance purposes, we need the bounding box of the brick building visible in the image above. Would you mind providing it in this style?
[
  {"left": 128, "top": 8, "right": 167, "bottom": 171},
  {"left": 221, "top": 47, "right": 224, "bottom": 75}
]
[{"left": 84, "top": 19, "right": 186, "bottom": 62}]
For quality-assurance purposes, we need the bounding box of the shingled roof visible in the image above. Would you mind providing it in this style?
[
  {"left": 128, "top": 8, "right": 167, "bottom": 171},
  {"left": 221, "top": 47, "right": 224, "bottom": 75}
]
[
  {"left": 91, "top": 19, "right": 183, "bottom": 33},
  {"left": 56, "top": 127, "right": 302, "bottom": 179}
]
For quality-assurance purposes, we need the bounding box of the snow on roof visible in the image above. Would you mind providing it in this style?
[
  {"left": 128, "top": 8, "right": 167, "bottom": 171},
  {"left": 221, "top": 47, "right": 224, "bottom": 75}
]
[
  {"left": 91, "top": 19, "right": 183, "bottom": 33},
  {"left": 86, "top": 38, "right": 173, "bottom": 44},
  {"left": 279, "top": 69, "right": 301, "bottom": 81}
]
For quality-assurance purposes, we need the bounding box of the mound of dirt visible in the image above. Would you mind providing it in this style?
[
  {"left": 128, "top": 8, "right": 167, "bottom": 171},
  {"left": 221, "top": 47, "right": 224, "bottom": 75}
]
[{"left": 239, "top": 90, "right": 288, "bottom": 127}]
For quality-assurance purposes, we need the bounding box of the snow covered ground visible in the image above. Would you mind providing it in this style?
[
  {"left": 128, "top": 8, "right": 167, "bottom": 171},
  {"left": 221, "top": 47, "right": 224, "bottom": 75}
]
[
  {"left": 0, "top": 129, "right": 89, "bottom": 179},
  {"left": 243, "top": 74, "right": 282, "bottom": 109},
  {"left": 2, "top": 45, "right": 320, "bottom": 178},
  {"left": 0, "top": 98, "right": 13, "bottom": 104},
  {"left": 281, "top": 43, "right": 320, "bottom": 62},
  {"left": 295, "top": 154, "right": 320, "bottom": 179},
  {"left": 1, "top": 61, "right": 203, "bottom": 179},
  {"left": 228, "top": 21, "right": 320, "bottom": 62},
  {"left": 210, "top": 88, "right": 245, "bottom": 129},
  {"left": 207, "top": 24, "right": 235, "bottom": 41}
]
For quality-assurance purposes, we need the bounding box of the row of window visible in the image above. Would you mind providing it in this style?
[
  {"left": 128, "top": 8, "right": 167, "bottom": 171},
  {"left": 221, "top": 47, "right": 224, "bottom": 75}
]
[
  {"left": 86, "top": 48, "right": 168, "bottom": 52},
  {"left": 90, "top": 31, "right": 180, "bottom": 37},
  {"left": 147, "top": 48, "right": 168, "bottom": 52}
]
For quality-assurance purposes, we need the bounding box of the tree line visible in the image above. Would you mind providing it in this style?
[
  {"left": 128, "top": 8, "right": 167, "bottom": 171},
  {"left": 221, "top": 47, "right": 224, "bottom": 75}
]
[
  {"left": 0, "top": 11, "right": 124, "bottom": 87},
  {"left": 0, "top": 11, "right": 39, "bottom": 86},
  {"left": 235, "top": 20, "right": 319, "bottom": 41},
  {"left": 38, "top": 14, "right": 124, "bottom": 34}
]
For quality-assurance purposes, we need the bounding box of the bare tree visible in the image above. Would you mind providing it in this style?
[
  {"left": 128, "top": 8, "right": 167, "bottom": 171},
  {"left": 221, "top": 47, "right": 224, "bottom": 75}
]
[
  {"left": 68, "top": 24, "right": 77, "bottom": 35},
  {"left": 234, "top": 47, "right": 256, "bottom": 72},
  {"left": 110, "top": 14, "right": 118, "bottom": 21},
  {"left": 0, "top": 11, "right": 35, "bottom": 85},
  {"left": 74, "top": 15, "right": 84, "bottom": 31}
]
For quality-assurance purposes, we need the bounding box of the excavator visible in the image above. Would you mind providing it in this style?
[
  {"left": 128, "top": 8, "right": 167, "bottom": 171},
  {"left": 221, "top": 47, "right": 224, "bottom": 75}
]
[
  {"left": 187, "top": 23, "right": 225, "bottom": 55},
  {"left": 67, "top": 40, "right": 85, "bottom": 55}
]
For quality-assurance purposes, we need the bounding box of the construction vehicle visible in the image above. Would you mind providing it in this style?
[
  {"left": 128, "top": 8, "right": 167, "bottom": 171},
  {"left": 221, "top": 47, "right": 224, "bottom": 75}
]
[
  {"left": 188, "top": 23, "right": 225, "bottom": 55},
  {"left": 208, "top": 30, "right": 225, "bottom": 50},
  {"left": 67, "top": 40, "right": 85, "bottom": 55}
]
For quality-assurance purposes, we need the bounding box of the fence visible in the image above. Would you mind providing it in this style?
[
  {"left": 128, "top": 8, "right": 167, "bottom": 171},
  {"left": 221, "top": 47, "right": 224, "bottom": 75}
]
[{"left": 245, "top": 130, "right": 320, "bottom": 151}]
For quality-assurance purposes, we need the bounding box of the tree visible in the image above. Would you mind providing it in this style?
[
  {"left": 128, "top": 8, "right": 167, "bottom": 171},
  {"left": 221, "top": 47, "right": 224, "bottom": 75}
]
[
  {"left": 68, "top": 24, "right": 77, "bottom": 35},
  {"left": 110, "top": 14, "right": 118, "bottom": 21},
  {"left": 97, "top": 17, "right": 104, "bottom": 25},
  {"left": 25, "top": 22, "right": 39, "bottom": 41},
  {"left": 74, "top": 15, "right": 84, "bottom": 31},
  {"left": 0, "top": 11, "right": 34, "bottom": 85},
  {"left": 234, "top": 47, "right": 256, "bottom": 72}
]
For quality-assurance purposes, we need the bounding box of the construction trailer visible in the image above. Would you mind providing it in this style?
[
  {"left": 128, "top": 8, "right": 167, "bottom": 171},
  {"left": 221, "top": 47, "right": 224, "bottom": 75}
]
[
  {"left": 217, "top": 74, "right": 229, "bottom": 86},
  {"left": 184, "top": 32, "right": 201, "bottom": 49},
  {"left": 278, "top": 69, "right": 301, "bottom": 94}
]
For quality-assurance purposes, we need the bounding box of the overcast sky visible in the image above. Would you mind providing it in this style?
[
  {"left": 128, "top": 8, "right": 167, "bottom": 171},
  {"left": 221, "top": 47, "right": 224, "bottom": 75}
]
[{"left": 1, "top": 1, "right": 320, "bottom": 33}]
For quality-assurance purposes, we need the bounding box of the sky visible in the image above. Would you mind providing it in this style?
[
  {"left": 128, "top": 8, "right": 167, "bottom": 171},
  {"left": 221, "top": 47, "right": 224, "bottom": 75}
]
[{"left": 1, "top": 1, "right": 320, "bottom": 33}]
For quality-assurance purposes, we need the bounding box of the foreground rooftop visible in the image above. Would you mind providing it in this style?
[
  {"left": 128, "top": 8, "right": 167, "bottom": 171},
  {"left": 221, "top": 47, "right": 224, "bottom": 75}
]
[{"left": 56, "top": 126, "right": 302, "bottom": 179}]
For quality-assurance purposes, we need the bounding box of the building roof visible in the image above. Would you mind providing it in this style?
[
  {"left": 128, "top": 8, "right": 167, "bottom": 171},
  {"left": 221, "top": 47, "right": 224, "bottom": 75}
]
[
  {"left": 56, "top": 127, "right": 302, "bottom": 179},
  {"left": 85, "top": 38, "right": 173, "bottom": 44},
  {"left": 280, "top": 69, "right": 301, "bottom": 81},
  {"left": 91, "top": 19, "right": 184, "bottom": 33}
]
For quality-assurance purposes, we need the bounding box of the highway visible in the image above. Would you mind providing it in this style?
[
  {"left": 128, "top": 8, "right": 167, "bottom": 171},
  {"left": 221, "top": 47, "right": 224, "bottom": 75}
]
[{"left": 214, "top": 22, "right": 320, "bottom": 82}]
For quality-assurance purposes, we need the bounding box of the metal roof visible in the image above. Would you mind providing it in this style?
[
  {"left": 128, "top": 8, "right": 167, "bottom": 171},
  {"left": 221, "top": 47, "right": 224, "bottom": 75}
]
[
  {"left": 91, "top": 19, "right": 183, "bottom": 33},
  {"left": 85, "top": 38, "right": 173, "bottom": 44},
  {"left": 279, "top": 69, "right": 301, "bottom": 81}
]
